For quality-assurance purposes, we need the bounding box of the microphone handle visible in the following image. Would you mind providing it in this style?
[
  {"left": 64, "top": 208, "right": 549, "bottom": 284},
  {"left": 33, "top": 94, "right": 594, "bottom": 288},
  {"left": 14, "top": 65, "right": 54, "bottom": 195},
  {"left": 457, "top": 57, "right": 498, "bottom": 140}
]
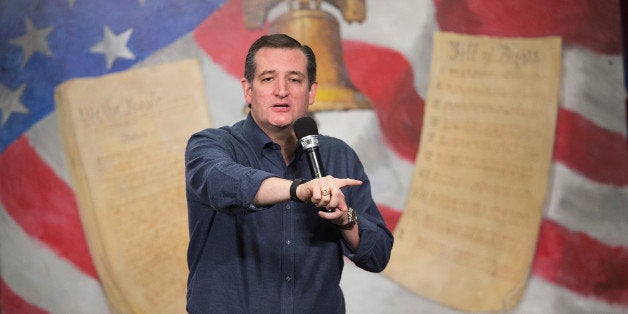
[
  {"left": 305, "top": 147, "right": 334, "bottom": 212},
  {"left": 305, "top": 147, "right": 326, "bottom": 178}
]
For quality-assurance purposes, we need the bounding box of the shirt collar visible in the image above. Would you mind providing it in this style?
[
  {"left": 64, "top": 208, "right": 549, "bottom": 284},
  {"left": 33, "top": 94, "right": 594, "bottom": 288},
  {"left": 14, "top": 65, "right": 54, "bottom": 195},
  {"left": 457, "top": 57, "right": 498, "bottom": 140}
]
[
  {"left": 241, "top": 113, "right": 304, "bottom": 158},
  {"left": 242, "top": 113, "right": 276, "bottom": 151}
]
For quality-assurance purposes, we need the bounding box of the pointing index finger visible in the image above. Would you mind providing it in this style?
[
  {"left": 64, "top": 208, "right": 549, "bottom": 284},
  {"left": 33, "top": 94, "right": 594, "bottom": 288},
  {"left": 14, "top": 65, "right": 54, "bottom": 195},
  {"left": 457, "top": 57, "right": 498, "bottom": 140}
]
[{"left": 337, "top": 178, "right": 363, "bottom": 188}]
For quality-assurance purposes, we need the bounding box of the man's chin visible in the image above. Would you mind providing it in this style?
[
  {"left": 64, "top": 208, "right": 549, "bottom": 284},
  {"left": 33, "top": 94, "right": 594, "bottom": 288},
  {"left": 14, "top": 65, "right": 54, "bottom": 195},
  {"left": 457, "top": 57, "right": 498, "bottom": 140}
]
[{"left": 269, "top": 116, "right": 296, "bottom": 127}]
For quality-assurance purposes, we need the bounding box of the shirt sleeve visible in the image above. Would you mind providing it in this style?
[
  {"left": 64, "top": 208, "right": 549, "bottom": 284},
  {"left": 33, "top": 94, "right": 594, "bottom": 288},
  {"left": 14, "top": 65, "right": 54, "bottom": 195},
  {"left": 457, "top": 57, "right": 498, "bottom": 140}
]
[
  {"left": 336, "top": 143, "right": 394, "bottom": 273},
  {"left": 185, "top": 128, "right": 276, "bottom": 214}
]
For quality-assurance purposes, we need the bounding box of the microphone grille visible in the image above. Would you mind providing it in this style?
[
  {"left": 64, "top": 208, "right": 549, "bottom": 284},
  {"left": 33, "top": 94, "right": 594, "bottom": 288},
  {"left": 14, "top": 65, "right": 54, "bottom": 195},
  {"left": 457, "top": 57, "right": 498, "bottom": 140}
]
[{"left": 293, "top": 116, "right": 318, "bottom": 140}]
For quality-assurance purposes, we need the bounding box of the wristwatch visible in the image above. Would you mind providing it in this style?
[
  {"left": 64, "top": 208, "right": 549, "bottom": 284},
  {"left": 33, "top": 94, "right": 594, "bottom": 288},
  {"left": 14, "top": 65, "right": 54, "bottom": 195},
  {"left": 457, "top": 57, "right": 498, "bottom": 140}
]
[
  {"left": 290, "top": 178, "right": 308, "bottom": 203},
  {"left": 336, "top": 207, "right": 357, "bottom": 230}
]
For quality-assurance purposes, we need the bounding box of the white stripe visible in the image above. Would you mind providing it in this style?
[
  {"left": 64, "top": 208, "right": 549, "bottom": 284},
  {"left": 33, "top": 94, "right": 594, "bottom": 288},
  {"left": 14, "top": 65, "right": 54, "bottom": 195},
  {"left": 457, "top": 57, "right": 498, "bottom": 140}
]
[
  {"left": 546, "top": 163, "right": 628, "bottom": 247},
  {"left": 514, "top": 276, "right": 628, "bottom": 314},
  {"left": 341, "top": 0, "right": 437, "bottom": 100},
  {"left": 315, "top": 110, "right": 414, "bottom": 211},
  {"left": 562, "top": 47, "right": 627, "bottom": 135},
  {"left": 26, "top": 112, "right": 72, "bottom": 185},
  {"left": 341, "top": 260, "right": 460, "bottom": 314},
  {"left": 341, "top": 0, "right": 435, "bottom": 61},
  {"left": 0, "top": 206, "right": 110, "bottom": 314}
]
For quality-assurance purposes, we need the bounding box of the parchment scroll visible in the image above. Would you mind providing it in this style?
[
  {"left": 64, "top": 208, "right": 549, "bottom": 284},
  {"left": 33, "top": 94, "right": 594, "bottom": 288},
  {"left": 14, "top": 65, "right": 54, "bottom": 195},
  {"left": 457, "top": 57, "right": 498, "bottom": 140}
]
[
  {"left": 384, "top": 32, "right": 562, "bottom": 311},
  {"left": 55, "top": 59, "right": 210, "bottom": 313}
]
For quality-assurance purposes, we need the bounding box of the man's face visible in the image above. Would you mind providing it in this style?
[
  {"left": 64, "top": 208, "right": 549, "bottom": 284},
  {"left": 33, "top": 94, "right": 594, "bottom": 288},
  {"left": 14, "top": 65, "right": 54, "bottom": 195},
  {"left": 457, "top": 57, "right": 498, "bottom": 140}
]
[{"left": 242, "top": 47, "right": 317, "bottom": 134}]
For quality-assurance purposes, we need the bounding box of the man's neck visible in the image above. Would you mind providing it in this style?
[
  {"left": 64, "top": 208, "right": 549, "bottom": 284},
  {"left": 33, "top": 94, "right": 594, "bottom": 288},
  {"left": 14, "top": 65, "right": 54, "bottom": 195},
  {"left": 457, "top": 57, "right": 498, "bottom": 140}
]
[
  {"left": 251, "top": 114, "right": 299, "bottom": 164},
  {"left": 267, "top": 129, "right": 297, "bottom": 164}
]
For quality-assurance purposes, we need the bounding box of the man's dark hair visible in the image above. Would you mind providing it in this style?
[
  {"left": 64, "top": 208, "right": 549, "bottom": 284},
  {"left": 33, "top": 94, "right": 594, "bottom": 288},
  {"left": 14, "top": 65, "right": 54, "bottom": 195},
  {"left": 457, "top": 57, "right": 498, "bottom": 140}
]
[{"left": 244, "top": 33, "right": 317, "bottom": 89}]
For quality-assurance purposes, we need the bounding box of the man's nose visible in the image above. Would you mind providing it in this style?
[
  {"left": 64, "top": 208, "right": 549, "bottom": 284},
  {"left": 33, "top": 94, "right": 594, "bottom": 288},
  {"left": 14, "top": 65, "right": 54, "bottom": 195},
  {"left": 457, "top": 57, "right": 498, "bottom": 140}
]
[{"left": 275, "top": 80, "right": 289, "bottom": 98}]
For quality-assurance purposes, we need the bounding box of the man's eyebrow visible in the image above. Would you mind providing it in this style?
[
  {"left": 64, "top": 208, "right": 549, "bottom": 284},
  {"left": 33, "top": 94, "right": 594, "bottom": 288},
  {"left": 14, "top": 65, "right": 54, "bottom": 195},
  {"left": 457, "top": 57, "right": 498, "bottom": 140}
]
[
  {"left": 258, "top": 70, "right": 305, "bottom": 77},
  {"left": 258, "top": 70, "right": 276, "bottom": 77},
  {"left": 287, "top": 70, "right": 305, "bottom": 78}
]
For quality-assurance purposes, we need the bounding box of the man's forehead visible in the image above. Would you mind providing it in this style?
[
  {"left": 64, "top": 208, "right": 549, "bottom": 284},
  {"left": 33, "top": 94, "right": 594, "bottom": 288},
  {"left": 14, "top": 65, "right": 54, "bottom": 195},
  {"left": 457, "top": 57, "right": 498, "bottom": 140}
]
[{"left": 255, "top": 47, "right": 307, "bottom": 73}]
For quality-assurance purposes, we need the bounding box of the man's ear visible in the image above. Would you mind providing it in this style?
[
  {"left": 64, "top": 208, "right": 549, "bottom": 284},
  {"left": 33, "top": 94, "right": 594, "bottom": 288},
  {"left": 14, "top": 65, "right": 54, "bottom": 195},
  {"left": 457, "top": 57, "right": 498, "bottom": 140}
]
[
  {"left": 308, "top": 81, "right": 318, "bottom": 106},
  {"left": 241, "top": 78, "right": 252, "bottom": 104}
]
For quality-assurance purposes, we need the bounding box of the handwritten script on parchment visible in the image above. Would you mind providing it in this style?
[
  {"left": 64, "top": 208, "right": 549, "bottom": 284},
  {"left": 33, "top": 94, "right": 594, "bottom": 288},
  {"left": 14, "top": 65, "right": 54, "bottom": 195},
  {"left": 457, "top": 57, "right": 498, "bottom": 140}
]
[
  {"left": 384, "top": 32, "right": 561, "bottom": 312},
  {"left": 55, "top": 59, "right": 210, "bottom": 313}
]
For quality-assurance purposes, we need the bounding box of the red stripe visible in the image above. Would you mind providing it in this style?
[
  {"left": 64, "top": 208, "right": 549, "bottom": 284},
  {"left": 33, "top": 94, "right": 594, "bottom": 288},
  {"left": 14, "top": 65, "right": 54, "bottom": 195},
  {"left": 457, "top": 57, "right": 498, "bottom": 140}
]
[
  {"left": 0, "top": 278, "right": 48, "bottom": 314},
  {"left": 533, "top": 219, "right": 628, "bottom": 305},
  {"left": 554, "top": 108, "right": 628, "bottom": 186},
  {"left": 344, "top": 41, "right": 424, "bottom": 162},
  {"left": 377, "top": 203, "right": 402, "bottom": 231},
  {"left": 434, "top": 0, "right": 622, "bottom": 54},
  {"left": 0, "top": 137, "right": 98, "bottom": 278},
  {"left": 193, "top": 0, "right": 267, "bottom": 78}
]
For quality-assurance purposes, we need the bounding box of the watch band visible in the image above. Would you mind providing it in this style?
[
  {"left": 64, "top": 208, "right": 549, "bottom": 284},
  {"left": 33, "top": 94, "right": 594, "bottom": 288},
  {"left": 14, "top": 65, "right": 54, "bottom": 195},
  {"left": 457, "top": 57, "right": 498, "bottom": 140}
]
[
  {"left": 336, "top": 207, "right": 357, "bottom": 230},
  {"left": 290, "top": 178, "right": 308, "bottom": 203}
]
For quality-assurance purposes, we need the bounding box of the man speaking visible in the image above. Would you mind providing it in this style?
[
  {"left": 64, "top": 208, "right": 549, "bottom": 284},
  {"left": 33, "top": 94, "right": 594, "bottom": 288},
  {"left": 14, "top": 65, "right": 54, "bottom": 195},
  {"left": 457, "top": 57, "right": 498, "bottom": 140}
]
[{"left": 184, "top": 33, "right": 393, "bottom": 313}]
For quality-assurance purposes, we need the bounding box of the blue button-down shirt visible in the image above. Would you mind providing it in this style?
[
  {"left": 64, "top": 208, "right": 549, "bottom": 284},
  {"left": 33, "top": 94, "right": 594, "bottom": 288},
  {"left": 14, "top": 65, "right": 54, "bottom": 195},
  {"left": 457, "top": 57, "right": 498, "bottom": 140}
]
[{"left": 185, "top": 114, "right": 393, "bottom": 313}]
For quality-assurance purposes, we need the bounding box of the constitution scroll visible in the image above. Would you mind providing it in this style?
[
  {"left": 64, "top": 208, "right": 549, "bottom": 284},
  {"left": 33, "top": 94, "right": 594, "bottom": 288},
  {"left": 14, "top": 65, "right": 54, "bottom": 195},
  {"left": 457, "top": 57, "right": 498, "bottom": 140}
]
[
  {"left": 55, "top": 59, "right": 210, "bottom": 313},
  {"left": 385, "top": 32, "right": 562, "bottom": 311}
]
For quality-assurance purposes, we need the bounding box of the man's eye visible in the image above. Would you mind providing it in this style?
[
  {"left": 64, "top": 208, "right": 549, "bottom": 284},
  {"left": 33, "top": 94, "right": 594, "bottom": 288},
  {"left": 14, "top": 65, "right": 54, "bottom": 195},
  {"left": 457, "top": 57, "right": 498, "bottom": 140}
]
[
  {"left": 261, "top": 77, "right": 272, "bottom": 82},
  {"left": 290, "top": 78, "right": 302, "bottom": 83}
]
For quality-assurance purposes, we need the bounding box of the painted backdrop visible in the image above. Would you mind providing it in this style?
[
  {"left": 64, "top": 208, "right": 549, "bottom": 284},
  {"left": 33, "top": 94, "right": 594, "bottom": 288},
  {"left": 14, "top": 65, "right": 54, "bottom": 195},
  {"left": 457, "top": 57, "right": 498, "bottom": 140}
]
[{"left": 1, "top": 0, "right": 627, "bottom": 313}]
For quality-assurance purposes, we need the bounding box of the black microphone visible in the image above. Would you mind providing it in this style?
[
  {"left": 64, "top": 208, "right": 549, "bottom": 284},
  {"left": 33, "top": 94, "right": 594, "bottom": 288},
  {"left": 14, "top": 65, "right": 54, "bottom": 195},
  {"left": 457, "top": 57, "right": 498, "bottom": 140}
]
[
  {"left": 294, "top": 117, "right": 332, "bottom": 212},
  {"left": 294, "top": 116, "right": 326, "bottom": 179}
]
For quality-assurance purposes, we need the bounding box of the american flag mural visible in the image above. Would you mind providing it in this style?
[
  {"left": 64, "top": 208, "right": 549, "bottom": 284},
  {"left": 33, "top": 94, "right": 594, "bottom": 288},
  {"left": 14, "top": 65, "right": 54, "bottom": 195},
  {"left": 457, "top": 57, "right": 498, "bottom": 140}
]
[{"left": 1, "top": 0, "right": 627, "bottom": 313}]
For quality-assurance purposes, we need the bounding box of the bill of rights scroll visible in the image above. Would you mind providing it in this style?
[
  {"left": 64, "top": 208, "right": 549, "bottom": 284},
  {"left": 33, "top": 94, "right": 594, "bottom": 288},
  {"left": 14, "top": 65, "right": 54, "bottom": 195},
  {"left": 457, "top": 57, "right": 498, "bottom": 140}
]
[{"left": 385, "top": 32, "right": 562, "bottom": 312}]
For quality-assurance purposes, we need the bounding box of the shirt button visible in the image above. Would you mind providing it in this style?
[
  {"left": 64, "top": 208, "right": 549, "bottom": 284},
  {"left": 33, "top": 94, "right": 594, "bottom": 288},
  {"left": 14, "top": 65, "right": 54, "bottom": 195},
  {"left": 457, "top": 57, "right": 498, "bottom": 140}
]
[
  {"left": 286, "top": 204, "right": 291, "bottom": 210},
  {"left": 286, "top": 240, "right": 291, "bottom": 245},
  {"left": 285, "top": 276, "right": 291, "bottom": 282}
]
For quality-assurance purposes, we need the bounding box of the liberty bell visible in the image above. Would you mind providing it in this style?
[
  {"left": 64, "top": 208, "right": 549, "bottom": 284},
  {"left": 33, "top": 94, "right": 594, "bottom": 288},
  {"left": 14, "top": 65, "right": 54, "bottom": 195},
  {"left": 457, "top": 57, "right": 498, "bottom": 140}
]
[{"left": 243, "top": 0, "right": 372, "bottom": 112}]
